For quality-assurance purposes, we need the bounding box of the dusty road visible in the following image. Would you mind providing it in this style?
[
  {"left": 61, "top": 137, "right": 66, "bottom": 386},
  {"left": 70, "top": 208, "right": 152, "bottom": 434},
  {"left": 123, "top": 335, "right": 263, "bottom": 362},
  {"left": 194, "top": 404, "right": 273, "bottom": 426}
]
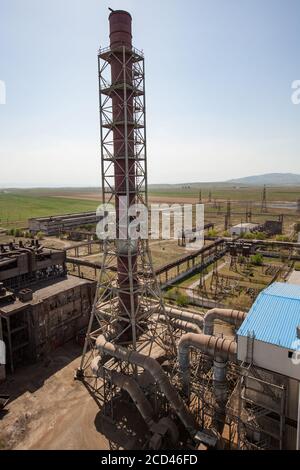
[{"left": 0, "top": 344, "right": 109, "bottom": 450}]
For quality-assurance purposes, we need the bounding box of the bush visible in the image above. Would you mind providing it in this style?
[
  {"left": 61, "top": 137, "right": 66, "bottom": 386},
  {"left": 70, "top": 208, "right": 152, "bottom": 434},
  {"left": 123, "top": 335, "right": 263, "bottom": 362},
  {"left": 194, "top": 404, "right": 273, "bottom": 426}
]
[
  {"left": 164, "top": 288, "right": 189, "bottom": 307},
  {"left": 254, "top": 231, "right": 267, "bottom": 240},
  {"left": 243, "top": 232, "right": 255, "bottom": 240},
  {"left": 8, "top": 228, "right": 21, "bottom": 237},
  {"left": 250, "top": 253, "right": 264, "bottom": 266},
  {"left": 36, "top": 231, "right": 45, "bottom": 240},
  {"left": 176, "top": 291, "right": 189, "bottom": 307},
  {"left": 243, "top": 231, "right": 266, "bottom": 240},
  {"left": 276, "top": 234, "right": 290, "bottom": 242},
  {"left": 235, "top": 293, "right": 252, "bottom": 310},
  {"left": 208, "top": 228, "right": 218, "bottom": 237}
]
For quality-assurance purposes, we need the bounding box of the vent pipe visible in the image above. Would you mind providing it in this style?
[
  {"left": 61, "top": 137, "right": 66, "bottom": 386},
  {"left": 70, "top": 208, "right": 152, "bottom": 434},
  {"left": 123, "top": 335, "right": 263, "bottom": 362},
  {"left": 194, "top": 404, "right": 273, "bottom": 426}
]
[
  {"left": 96, "top": 335, "right": 197, "bottom": 435},
  {"left": 203, "top": 308, "right": 247, "bottom": 336},
  {"left": 178, "top": 333, "right": 237, "bottom": 394}
]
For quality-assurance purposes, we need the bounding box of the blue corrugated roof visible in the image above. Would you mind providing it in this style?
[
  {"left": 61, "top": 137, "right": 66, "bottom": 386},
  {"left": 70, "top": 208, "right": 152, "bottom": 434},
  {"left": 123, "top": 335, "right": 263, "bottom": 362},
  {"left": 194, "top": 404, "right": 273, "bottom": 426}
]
[{"left": 237, "top": 282, "right": 300, "bottom": 350}]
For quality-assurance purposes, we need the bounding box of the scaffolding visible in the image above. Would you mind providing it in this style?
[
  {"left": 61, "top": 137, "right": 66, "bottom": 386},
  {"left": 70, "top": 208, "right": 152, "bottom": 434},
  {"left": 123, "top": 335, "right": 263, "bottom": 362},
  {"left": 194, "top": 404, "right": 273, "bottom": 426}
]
[
  {"left": 172, "top": 330, "right": 288, "bottom": 450},
  {"left": 239, "top": 365, "right": 286, "bottom": 450}
]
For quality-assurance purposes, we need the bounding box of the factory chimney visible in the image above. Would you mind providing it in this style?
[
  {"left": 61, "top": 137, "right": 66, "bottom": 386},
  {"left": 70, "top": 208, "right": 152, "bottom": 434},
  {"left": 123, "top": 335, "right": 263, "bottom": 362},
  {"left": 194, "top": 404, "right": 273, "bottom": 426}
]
[{"left": 108, "top": 10, "right": 138, "bottom": 338}]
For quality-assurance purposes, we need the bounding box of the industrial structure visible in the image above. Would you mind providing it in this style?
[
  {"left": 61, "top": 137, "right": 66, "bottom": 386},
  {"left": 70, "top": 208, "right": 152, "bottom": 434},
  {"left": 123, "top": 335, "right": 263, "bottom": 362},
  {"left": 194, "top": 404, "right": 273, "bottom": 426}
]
[
  {"left": 224, "top": 200, "right": 231, "bottom": 231},
  {"left": 0, "top": 240, "right": 66, "bottom": 289},
  {"left": 237, "top": 283, "right": 300, "bottom": 448},
  {"left": 75, "top": 10, "right": 300, "bottom": 451},
  {"left": 230, "top": 222, "right": 260, "bottom": 237},
  {"left": 0, "top": 241, "right": 96, "bottom": 380},
  {"left": 29, "top": 211, "right": 102, "bottom": 236},
  {"left": 261, "top": 185, "right": 268, "bottom": 213}
]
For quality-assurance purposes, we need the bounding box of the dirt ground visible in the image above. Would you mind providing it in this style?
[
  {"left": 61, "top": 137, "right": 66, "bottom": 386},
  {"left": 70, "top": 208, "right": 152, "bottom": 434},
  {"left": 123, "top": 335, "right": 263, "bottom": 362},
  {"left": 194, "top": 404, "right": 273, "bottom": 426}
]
[{"left": 0, "top": 344, "right": 109, "bottom": 450}]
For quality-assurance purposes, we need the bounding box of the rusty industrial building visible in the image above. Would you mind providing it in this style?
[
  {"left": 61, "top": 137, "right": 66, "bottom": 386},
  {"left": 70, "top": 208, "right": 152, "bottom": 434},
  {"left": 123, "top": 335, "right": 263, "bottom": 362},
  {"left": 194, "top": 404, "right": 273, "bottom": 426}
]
[
  {"left": 28, "top": 211, "right": 102, "bottom": 236},
  {"left": 0, "top": 241, "right": 96, "bottom": 380}
]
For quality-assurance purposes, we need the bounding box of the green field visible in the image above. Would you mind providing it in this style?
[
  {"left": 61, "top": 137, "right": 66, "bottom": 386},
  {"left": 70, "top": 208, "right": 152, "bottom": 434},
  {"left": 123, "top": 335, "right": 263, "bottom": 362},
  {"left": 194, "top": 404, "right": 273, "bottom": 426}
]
[
  {"left": 1, "top": 184, "right": 300, "bottom": 230},
  {"left": 0, "top": 193, "right": 99, "bottom": 228},
  {"left": 149, "top": 186, "right": 300, "bottom": 202},
  {"left": 4, "top": 185, "right": 300, "bottom": 203}
]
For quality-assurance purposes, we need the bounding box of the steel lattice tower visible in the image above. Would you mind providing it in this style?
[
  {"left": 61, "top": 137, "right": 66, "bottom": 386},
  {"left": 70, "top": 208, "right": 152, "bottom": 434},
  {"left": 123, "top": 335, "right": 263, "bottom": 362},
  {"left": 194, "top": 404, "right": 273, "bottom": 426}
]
[
  {"left": 198, "top": 190, "right": 202, "bottom": 204},
  {"left": 245, "top": 201, "right": 252, "bottom": 223},
  {"left": 77, "top": 10, "right": 174, "bottom": 394},
  {"left": 224, "top": 200, "right": 231, "bottom": 231},
  {"left": 261, "top": 185, "right": 268, "bottom": 213}
]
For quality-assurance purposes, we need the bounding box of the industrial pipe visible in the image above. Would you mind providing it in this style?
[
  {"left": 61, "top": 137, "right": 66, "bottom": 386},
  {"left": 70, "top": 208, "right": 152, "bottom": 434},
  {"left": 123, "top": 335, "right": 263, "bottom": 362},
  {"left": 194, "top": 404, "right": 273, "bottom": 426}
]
[
  {"left": 163, "top": 305, "right": 204, "bottom": 331},
  {"left": 91, "top": 358, "right": 155, "bottom": 427},
  {"left": 178, "top": 333, "right": 237, "bottom": 396},
  {"left": 96, "top": 335, "right": 196, "bottom": 435},
  {"left": 203, "top": 308, "right": 247, "bottom": 336},
  {"left": 212, "top": 355, "right": 229, "bottom": 433},
  {"left": 152, "top": 314, "right": 201, "bottom": 335},
  {"left": 178, "top": 333, "right": 237, "bottom": 434},
  {"left": 91, "top": 357, "right": 179, "bottom": 447},
  {"left": 141, "top": 302, "right": 204, "bottom": 332},
  {"left": 170, "top": 318, "right": 202, "bottom": 335}
]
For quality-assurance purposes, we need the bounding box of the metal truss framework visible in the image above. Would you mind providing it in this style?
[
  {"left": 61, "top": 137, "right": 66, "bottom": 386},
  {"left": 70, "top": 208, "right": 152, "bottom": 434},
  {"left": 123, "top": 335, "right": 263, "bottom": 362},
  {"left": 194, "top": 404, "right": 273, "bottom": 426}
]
[
  {"left": 99, "top": 45, "right": 147, "bottom": 209},
  {"left": 77, "top": 45, "right": 175, "bottom": 417},
  {"left": 173, "top": 340, "right": 286, "bottom": 451}
]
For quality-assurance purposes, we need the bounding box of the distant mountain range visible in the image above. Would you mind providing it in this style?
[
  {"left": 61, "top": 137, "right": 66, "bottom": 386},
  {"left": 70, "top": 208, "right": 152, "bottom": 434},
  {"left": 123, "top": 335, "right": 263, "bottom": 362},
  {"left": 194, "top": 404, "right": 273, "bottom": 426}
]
[
  {"left": 149, "top": 173, "right": 300, "bottom": 189},
  {"left": 227, "top": 173, "right": 300, "bottom": 186},
  {"left": 2, "top": 173, "right": 300, "bottom": 191}
]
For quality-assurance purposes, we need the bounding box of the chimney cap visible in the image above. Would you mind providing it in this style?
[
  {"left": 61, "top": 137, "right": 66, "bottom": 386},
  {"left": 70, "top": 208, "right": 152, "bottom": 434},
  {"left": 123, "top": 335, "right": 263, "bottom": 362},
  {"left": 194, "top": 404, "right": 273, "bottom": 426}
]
[{"left": 109, "top": 9, "right": 132, "bottom": 19}]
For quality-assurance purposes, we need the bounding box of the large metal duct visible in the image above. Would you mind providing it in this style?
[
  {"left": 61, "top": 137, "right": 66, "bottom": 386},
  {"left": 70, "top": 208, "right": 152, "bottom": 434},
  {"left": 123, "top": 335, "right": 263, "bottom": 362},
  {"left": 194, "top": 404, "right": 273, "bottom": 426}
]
[
  {"left": 163, "top": 306, "right": 204, "bottom": 331},
  {"left": 152, "top": 314, "right": 201, "bottom": 335},
  {"left": 96, "top": 335, "right": 196, "bottom": 435},
  {"left": 212, "top": 354, "right": 229, "bottom": 433},
  {"left": 203, "top": 308, "right": 247, "bottom": 336},
  {"left": 91, "top": 360, "right": 155, "bottom": 427},
  {"left": 178, "top": 333, "right": 237, "bottom": 434},
  {"left": 142, "top": 302, "right": 204, "bottom": 332},
  {"left": 169, "top": 318, "right": 202, "bottom": 335},
  {"left": 91, "top": 360, "right": 179, "bottom": 448},
  {"left": 178, "top": 333, "right": 237, "bottom": 395}
]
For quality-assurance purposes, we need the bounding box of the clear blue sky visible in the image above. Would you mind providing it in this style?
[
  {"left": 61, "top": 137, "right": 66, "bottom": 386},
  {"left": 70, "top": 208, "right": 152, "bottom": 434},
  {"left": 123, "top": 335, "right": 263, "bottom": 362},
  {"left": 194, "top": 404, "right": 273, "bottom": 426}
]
[{"left": 0, "top": 0, "right": 299, "bottom": 187}]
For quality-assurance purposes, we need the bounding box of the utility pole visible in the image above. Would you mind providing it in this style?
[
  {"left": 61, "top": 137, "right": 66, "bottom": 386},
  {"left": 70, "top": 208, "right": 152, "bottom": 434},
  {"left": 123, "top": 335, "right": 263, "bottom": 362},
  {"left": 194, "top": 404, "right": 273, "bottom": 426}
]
[
  {"left": 261, "top": 185, "right": 268, "bottom": 213},
  {"left": 198, "top": 190, "right": 202, "bottom": 204},
  {"left": 224, "top": 200, "right": 231, "bottom": 231}
]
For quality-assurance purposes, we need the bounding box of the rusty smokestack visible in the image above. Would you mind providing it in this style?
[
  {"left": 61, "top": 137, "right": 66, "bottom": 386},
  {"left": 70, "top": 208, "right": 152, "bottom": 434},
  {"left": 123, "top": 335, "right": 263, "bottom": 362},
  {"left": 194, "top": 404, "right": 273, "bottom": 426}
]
[{"left": 108, "top": 10, "right": 138, "bottom": 341}]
